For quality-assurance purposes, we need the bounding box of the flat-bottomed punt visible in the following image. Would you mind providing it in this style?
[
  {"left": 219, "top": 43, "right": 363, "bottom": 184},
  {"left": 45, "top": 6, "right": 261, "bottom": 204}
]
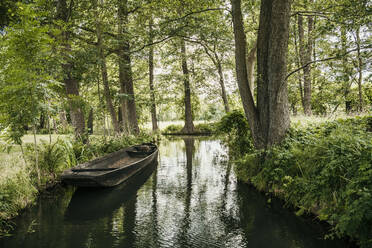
[{"left": 61, "top": 143, "right": 158, "bottom": 187}]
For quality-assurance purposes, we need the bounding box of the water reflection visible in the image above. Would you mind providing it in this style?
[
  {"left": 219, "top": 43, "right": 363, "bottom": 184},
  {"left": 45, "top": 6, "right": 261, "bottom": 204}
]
[{"left": 0, "top": 137, "right": 351, "bottom": 248}]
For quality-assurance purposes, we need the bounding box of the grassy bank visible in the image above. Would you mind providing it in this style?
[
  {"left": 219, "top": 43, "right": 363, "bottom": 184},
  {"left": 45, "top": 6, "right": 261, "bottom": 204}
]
[
  {"left": 0, "top": 133, "right": 154, "bottom": 236},
  {"left": 217, "top": 111, "right": 372, "bottom": 248},
  {"left": 162, "top": 122, "right": 217, "bottom": 135}
]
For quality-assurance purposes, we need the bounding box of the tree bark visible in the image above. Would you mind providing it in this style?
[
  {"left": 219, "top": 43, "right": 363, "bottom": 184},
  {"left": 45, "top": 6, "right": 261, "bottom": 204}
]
[
  {"left": 96, "top": 7, "right": 120, "bottom": 135},
  {"left": 202, "top": 47, "right": 230, "bottom": 113},
  {"left": 149, "top": 16, "right": 158, "bottom": 131},
  {"left": 38, "top": 112, "right": 45, "bottom": 130},
  {"left": 246, "top": 41, "right": 257, "bottom": 96},
  {"left": 57, "top": 0, "right": 86, "bottom": 141},
  {"left": 118, "top": 0, "right": 139, "bottom": 134},
  {"left": 256, "top": 0, "right": 291, "bottom": 147},
  {"left": 216, "top": 59, "right": 230, "bottom": 113},
  {"left": 231, "top": 0, "right": 291, "bottom": 149},
  {"left": 298, "top": 14, "right": 313, "bottom": 116},
  {"left": 231, "top": 0, "right": 263, "bottom": 148},
  {"left": 180, "top": 39, "right": 195, "bottom": 133},
  {"left": 356, "top": 26, "right": 363, "bottom": 112},
  {"left": 293, "top": 15, "right": 304, "bottom": 109}
]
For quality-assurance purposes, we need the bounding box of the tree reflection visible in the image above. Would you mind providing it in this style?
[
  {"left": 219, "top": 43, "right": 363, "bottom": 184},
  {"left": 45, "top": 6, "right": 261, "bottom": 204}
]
[{"left": 176, "top": 137, "right": 194, "bottom": 246}]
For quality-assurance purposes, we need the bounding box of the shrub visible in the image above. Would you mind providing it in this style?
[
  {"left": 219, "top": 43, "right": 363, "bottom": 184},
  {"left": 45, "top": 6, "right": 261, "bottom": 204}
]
[
  {"left": 216, "top": 109, "right": 254, "bottom": 156},
  {"left": 162, "top": 124, "right": 183, "bottom": 133},
  {"left": 194, "top": 122, "right": 216, "bottom": 134}
]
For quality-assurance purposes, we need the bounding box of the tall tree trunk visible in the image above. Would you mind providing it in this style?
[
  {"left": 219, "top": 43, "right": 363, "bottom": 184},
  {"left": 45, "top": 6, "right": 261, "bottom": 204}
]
[
  {"left": 256, "top": 0, "right": 291, "bottom": 147},
  {"left": 180, "top": 39, "right": 195, "bottom": 133},
  {"left": 298, "top": 14, "right": 313, "bottom": 116},
  {"left": 231, "top": 0, "right": 291, "bottom": 149},
  {"left": 149, "top": 16, "right": 158, "bottom": 131},
  {"left": 96, "top": 8, "right": 120, "bottom": 135},
  {"left": 39, "top": 112, "right": 45, "bottom": 130},
  {"left": 216, "top": 59, "right": 230, "bottom": 113},
  {"left": 341, "top": 27, "right": 352, "bottom": 114},
  {"left": 231, "top": 0, "right": 262, "bottom": 148},
  {"left": 356, "top": 26, "right": 363, "bottom": 112},
  {"left": 118, "top": 0, "right": 139, "bottom": 134},
  {"left": 203, "top": 47, "right": 230, "bottom": 113},
  {"left": 64, "top": 64, "right": 86, "bottom": 140},
  {"left": 57, "top": 0, "right": 86, "bottom": 141},
  {"left": 293, "top": 15, "right": 304, "bottom": 109},
  {"left": 246, "top": 41, "right": 257, "bottom": 96}
]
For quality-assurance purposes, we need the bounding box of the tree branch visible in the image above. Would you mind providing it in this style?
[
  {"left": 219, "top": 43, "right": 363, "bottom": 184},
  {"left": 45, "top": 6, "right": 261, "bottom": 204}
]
[
  {"left": 286, "top": 45, "right": 372, "bottom": 80},
  {"left": 158, "top": 8, "right": 223, "bottom": 27}
]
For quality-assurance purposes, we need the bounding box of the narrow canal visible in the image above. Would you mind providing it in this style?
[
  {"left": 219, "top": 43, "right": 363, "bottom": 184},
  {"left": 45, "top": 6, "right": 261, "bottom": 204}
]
[{"left": 0, "top": 137, "right": 351, "bottom": 248}]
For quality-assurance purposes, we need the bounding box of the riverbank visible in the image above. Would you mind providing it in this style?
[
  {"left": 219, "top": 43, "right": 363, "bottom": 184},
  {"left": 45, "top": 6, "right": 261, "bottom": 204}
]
[
  {"left": 0, "top": 137, "right": 351, "bottom": 248},
  {"left": 161, "top": 122, "right": 216, "bottom": 136},
  {"left": 217, "top": 112, "right": 372, "bottom": 248},
  {"left": 0, "top": 134, "right": 154, "bottom": 236}
]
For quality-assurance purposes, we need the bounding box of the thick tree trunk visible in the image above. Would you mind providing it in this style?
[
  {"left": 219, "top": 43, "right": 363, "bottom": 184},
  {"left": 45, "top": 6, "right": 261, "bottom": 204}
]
[
  {"left": 231, "top": 0, "right": 291, "bottom": 149},
  {"left": 298, "top": 14, "right": 313, "bottom": 116},
  {"left": 64, "top": 72, "right": 86, "bottom": 139},
  {"left": 149, "top": 17, "right": 158, "bottom": 131},
  {"left": 246, "top": 42, "right": 257, "bottom": 96},
  {"left": 180, "top": 39, "right": 195, "bottom": 133},
  {"left": 256, "top": 0, "right": 291, "bottom": 147},
  {"left": 216, "top": 60, "right": 230, "bottom": 113},
  {"left": 57, "top": 0, "right": 86, "bottom": 141},
  {"left": 118, "top": 0, "right": 139, "bottom": 134},
  {"left": 356, "top": 27, "right": 363, "bottom": 112},
  {"left": 96, "top": 14, "right": 120, "bottom": 135}
]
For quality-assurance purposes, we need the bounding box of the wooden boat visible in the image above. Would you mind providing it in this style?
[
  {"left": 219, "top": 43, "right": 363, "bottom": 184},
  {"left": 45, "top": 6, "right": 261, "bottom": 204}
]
[
  {"left": 61, "top": 143, "right": 158, "bottom": 187},
  {"left": 65, "top": 160, "right": 157, "bottom": 221}
]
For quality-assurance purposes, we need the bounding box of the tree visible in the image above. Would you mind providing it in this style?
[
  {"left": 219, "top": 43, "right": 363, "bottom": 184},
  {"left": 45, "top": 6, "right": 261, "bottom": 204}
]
[
  {"left": 148, "top": 15, "right": 159, "bottom": 131},
  {"left": 117, "top": 0, "right": 140, "bottom": 134},
  {"left": 180, "top": 39, "right": 195, "bottom": 133},
  {"left": 297, "top": 4, "right": 314, "bottom": 116},
  {"left": 231, "top": 0, "right": 291, "bottom": 148},
  {"left": 95, "top": 0, "right": 121, "bottom": 134},
  {"left": 56, "top": 0, "right": 86, "bottom": 141}
]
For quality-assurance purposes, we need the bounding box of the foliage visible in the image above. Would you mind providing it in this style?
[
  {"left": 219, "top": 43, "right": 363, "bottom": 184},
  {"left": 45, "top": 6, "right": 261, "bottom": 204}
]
[
  {"left": 162, "top": 124, "right": 183, "bottom": 134},
  {"left": 0, "top": 2, "right": 58, "bottom": 145},
  {"left": 232, "top": 116, "right": 372, "bottom": 247},
  {"left": 216, "top": 110, "right": 254, "bottom": 156},
  {"left": 194, "top": 123, "right": 216, "bottom": 134},
  {"left": 162, "top": 122, "right": 216, "bottom": 134}
]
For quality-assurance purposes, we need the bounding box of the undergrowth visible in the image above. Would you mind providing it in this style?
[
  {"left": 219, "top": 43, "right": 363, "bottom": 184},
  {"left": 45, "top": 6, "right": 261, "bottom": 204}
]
[
  {"left": 217, "top": 112, "right": 372, "bottom": 248},
  {"left": 162, "top": 122, "right": 216, "bottom": 134}
]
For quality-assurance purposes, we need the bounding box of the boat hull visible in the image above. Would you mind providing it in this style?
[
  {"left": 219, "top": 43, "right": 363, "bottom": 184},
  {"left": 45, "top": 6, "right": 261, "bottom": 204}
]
[{"left": 61, "top": 145, "right": 158, "bottom": 187}]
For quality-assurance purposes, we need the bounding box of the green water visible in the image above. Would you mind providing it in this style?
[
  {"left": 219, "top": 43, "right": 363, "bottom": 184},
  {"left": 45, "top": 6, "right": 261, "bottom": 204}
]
[{"left": 0, "top": 137, "right": 352, "bottom": 248}]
